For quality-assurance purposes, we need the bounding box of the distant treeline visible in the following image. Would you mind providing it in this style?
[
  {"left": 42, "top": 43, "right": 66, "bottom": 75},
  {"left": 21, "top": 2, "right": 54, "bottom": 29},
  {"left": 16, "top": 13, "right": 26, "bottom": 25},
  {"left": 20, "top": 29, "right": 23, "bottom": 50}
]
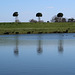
[{"left": 13, "top": 12, "right": 75, "bottom": 23}]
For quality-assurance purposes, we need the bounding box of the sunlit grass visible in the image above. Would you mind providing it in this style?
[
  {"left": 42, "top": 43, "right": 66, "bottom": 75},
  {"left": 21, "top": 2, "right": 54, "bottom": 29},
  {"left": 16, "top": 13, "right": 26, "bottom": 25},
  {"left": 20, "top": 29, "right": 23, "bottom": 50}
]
[{"left": 0, "top": 22, "right": 75, "bottom": 34}]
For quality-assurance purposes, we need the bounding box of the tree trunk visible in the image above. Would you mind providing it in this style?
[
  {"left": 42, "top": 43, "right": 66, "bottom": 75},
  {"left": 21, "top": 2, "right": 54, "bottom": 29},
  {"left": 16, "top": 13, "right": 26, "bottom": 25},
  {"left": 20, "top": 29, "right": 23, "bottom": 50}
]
[
  {"left": 15, "top": 16, "right": 18, "bottom": 22},
  {"left": 38, "top": 17, "right": 40, "bottom": 22}
]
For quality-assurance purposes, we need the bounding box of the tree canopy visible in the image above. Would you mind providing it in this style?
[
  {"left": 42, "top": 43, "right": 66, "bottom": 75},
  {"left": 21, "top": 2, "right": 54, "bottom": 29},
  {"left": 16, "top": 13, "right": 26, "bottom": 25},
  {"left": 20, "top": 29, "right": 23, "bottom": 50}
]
[
  {"left": 13, "top": 12, "right": 19, "bottom": 17},
  {"left": 36, "top": 13, "right": 42, "bottom": 17},
  {"left": 57, "top": 13, "right": 63, "bottom": 17}
]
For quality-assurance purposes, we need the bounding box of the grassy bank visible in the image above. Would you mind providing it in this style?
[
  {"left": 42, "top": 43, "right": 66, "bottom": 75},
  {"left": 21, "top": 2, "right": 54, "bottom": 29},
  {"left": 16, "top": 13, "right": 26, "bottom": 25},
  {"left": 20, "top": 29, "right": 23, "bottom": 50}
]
[{"left": 0, "top": 22, "right": 75, "bottom": 34}]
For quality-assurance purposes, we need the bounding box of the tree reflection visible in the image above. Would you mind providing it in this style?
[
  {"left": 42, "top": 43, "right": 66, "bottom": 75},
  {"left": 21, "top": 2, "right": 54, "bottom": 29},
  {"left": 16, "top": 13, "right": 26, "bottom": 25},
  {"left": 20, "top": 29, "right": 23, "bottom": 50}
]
[
  {"left": 58, "top": 34, "right": 64, "bottom": 53},
  {"left": 37, "top": 35, "right": 43, "bottom": 54},
  {"left": 58, "top": 40, "right": 63, "bottom": 53},
  {"left": 14, "top": 35, "right": 19, "bottom": 56}
]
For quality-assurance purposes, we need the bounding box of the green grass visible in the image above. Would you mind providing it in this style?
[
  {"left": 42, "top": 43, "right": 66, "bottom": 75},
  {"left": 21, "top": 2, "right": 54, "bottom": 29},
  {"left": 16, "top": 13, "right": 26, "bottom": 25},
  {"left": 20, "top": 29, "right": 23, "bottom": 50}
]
[{"left": 0, "top": 22, "right": 75, "bottom": 34}]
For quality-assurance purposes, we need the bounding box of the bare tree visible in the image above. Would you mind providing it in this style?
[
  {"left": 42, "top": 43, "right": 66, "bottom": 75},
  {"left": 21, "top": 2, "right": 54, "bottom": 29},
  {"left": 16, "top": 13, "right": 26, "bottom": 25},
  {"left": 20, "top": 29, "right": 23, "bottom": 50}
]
[{"left": 29, "top": 19, "right": 37, "bottom": 23}]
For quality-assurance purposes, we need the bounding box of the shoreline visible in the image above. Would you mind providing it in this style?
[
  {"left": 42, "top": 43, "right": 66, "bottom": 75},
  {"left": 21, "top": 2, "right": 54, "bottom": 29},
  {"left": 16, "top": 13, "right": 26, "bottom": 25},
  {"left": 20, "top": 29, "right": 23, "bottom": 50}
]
[{"left": 1, "top": 31, "right": 75, "bottom": 35}]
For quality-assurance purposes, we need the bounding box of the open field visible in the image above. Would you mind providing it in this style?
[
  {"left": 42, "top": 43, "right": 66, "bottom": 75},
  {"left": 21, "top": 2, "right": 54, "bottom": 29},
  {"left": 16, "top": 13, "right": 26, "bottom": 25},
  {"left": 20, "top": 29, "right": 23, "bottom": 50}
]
[{"left": 0, "top": 22, "right": 75, "bottom": 34}]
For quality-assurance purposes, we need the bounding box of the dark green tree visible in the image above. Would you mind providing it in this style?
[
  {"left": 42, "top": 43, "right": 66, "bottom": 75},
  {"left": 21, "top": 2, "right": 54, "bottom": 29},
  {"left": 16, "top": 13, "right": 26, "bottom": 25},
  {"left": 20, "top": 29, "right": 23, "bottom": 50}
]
[
  {"left": 68, "top": 18, "right": 74, "bottom": 22},
  {"left": 13, "top": 12, "right": 19, "bottom": 22},
  {"left": 57, "top": 13, "right": 63, "bottom": 17},
  {"left": 57, "top": 13, "right": 63, "bottom": 22},
  {"left": 36, "top": 12, "right": 42, "bottom": 22}
]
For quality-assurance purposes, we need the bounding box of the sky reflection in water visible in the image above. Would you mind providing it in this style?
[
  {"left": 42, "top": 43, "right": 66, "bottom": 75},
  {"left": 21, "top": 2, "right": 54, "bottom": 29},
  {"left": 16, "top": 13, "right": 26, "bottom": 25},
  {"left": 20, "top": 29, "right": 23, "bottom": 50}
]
[{"left": 0, "top": 33, "right": 75, "bottom": 75}]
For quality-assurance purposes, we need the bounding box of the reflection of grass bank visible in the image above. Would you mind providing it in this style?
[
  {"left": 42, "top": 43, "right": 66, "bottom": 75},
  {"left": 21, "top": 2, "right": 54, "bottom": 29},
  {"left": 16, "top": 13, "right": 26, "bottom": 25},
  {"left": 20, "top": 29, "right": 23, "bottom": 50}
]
[{"left": 0, "top": 22, "right": 75, "bottom": 34}]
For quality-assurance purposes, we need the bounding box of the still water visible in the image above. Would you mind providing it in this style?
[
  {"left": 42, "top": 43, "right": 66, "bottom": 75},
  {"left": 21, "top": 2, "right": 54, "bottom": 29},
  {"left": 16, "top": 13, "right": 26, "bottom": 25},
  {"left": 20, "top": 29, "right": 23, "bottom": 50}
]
[{"left": 0, "top": 33, "right": 75, "bottom": 75}]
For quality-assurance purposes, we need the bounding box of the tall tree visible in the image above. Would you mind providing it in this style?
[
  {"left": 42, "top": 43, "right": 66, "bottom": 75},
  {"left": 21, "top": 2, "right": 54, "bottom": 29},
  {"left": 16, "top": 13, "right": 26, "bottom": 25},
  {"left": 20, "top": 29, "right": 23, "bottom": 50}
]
[
  {"left": 36, "top": 12, "right": 42, "bottom": 22},
  {"left": 57, "top": 13, "right": 63, "bottom": 22},
  {"left": 13, "top": 12, "right": 19, "bottom": 22}
]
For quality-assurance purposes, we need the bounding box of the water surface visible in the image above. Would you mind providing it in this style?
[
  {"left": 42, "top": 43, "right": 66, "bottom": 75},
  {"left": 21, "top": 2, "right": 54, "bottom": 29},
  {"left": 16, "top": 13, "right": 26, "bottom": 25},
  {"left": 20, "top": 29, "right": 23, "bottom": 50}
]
[{"left": 0, "top": 33, "right": 75, "bottom": 75}]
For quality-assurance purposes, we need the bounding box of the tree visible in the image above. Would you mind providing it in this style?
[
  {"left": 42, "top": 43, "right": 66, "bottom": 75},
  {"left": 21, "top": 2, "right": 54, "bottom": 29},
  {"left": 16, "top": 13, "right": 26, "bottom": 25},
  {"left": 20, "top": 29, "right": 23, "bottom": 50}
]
[
  {"left": 68, "top": 18, "right": 74, "bottom": 22},
  {"left": 62, "top": 18, "right": 66, "bottom": 22},
  {"left": 29, "top": 19, "right": 37, "bottom": 23},
  {"left": 13, "top": 12, "right": 19, "bottom": 22},
  {"left": 51, "top": 15, "right": 59, "bottom": 22},
  {"left": 57, "top": 13, "right": 63, "bottom": 17},
  {"left": 36, "top": 12, "right": 42, "bottom": 22},
  {"left": 57, "top": 13, "right": 63, "bottom": 22}
]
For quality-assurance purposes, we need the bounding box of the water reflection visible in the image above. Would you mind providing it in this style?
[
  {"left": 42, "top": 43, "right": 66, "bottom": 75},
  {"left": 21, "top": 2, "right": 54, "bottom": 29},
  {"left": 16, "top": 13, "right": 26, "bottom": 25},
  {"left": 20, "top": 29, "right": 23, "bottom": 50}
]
[
  {"left": 58, "top": 34, "right": 64, "bottom": 53},
  {"left": 0, "top": 34, "right": 75, "bottom": 75},
  {"left": 0, "top": 33, "right": 75, "bottom": 56},
  {"left": 14, "top": 35, "right": 19, "bottom": 56},
  {"left": 37, "top": 35, "right": 43, "bottom": 54},
  {"left": 58, "top": 40, "right": 63, "bottom": 53}
]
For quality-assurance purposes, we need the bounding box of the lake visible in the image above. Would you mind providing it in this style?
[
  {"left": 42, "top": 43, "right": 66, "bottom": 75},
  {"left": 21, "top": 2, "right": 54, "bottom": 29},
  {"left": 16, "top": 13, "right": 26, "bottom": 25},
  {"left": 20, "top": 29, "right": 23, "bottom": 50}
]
[{"left": 0, "top": 33, "right": 75, "bottom": 75}]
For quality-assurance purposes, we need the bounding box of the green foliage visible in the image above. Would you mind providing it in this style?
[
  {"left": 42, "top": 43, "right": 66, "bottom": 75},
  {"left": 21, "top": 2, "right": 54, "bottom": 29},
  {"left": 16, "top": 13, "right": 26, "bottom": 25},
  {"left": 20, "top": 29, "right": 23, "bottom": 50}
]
[
  {"left": 13, "top": 12, "right": 18, "bottom": 17},
  {"left": 36, "top": 13, "right": 42, "bottom": 17},
  {"left": 57, "top": 13, "right": 63, "bottom": 17}
]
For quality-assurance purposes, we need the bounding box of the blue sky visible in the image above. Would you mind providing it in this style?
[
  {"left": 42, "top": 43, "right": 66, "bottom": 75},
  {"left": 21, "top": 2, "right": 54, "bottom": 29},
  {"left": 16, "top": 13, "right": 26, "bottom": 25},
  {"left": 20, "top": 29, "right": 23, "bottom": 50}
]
[{"left": 0, "top": 0, "right": 75, "bottom": 22}]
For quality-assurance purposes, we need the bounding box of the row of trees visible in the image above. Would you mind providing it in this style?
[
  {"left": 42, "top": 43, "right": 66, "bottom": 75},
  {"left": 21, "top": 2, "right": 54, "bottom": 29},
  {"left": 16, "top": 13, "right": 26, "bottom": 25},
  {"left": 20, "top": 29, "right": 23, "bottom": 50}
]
[
  {"left": 13, "top": 12, "right": 75, "bottom": 23},
  {"left": 13, "top": 12, "right": 43, "bottom": 22}
]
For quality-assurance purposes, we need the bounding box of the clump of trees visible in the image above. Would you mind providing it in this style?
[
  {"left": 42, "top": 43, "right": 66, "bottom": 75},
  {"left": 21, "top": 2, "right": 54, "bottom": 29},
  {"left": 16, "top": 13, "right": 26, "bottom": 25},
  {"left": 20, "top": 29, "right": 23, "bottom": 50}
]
[
  {"left": 68, "top": 18, "right": 75, "bottom": 22},
  {"left": 51, "top": 12, "right": 75, "bottom": 22},
  {"left": 51, "top": 13, "right": 66, "bottom": 22}
]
